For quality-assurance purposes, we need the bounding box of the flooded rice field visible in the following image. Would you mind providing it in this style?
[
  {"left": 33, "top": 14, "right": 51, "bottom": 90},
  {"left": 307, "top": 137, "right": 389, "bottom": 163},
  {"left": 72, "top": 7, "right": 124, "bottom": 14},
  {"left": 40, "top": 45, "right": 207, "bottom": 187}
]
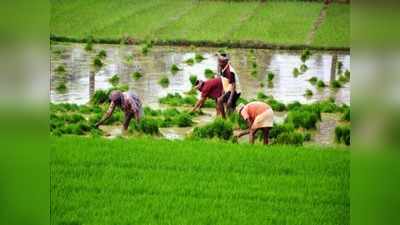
[
  {"left": 50, "top": 43, "right": 350, "bottom": 143},
  {"left": 50, "top": 43, "right": 350, "bottom": 106}
]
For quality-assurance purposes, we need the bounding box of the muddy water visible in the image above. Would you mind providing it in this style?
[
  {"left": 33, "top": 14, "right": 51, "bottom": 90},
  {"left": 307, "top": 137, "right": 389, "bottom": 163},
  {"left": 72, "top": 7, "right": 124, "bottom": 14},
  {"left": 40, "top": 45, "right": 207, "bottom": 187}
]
[{"left": 50, "top": 43, "right": 350, "bottom": 106}]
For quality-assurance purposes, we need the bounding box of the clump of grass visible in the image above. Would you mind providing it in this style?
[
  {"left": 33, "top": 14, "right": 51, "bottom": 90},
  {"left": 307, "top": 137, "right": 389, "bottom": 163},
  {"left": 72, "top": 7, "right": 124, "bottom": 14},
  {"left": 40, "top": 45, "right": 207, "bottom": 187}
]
[
  {"left": 204, "top": 69, "right": 215, "bottom": 79},
  {"left": 93, "top": 57, "right": 103, "bottom": 68},
  {"left": 192, "top": 118, "right": 233, "bottom": 140},
  {"left": 251, "top": 69, "right": 258, "bottom": 77},
  {"left": 91, "top": 89, "right": 109, "bottom": 104},
  {"left": 141, "top": 45, "right": 149, "bottom": 55},
  {"left": 317, "top": 80, "right": 326, "bottom": 88},
  {"left": 56, "top": 83, "right": 67, "bottom": 93},
  {"left": 159, "top": 93, "right": 197, "bottom": 107},
  {"left": 309, "top": 76, "right": 318, "bottom": 84},
  {"left": 97, "top": 50, "right": 107, "bottom": 59},
  {"left": 301, "top": 49, "right": 312, "bottom": 62},
  {"left": 259, "top": 82, "right": 265, "bottom": 88},
  {"left": 337, "top": 61, "right": 343, "bottom": 74},
  {"left": 171, "top": 64, "right": 181, "bottom": 74},
  {"left": 293, "top": 68, "right": 300, "bottom": 77},
  {"left": 124, "top": 54, "right": 134, "bottom": 65},
  {"left": 252, "top": 61, "right": 257, "bottom": 69},
  {"left": 256, "top": 92, "right": 269, "bottom": 100},
  {"left": 195, "top": 53, "right": 205, "bottom": 62},
  {"left": 305, "top": 89, "right": 313, "bottom": 97},
  {"left": 267, "top": 72, "right": 275, "bottom": 81},
  {"left": 286, "top": 110, "right": 318, "bottom": 130},
  {"left": 131, "top": 118, "right": 160, "bottom": 135},
  {"left": 335, "top": 124, "right": 350, "bottom": 146},
  {"left": 331, "top": 80, "right": 342, "bottom": 89},
  {"left": 159, "top": 76, "right": 169, "bottom": 88},
  {"left": 55, "top": 65, "right": 66, "bottom": 73},
  {"left": 132, "top": 72, "right": 142, "bottom": 80},
  {"left": 108, "top": 74, "right": 120, "bottom": 86},
  {"left": 185, "top": 58, "right": 195, "bottom": 66},
  {"left": 189, "top": 75, "right": 197, "bottom": 86},
  {"left": 274, "top": 131, "right": 304, "bottom": 146},
  {"left": 300, "top": 64, "right": 308, "bottom": 73},
  {"left": 342, "top": 108, "right": 350, "bottom": 121},
  {"left": 269, "top": 123, "right": 295, "bottom": 139},
  {"left": 85, "top": 40, "right": 93, "bottom": 51},
  {"left": 175, "top": 113, "right": 193, "bottom": 127},
  {"left": 344, "top": 70, "right": 350, "bottom": 79}
]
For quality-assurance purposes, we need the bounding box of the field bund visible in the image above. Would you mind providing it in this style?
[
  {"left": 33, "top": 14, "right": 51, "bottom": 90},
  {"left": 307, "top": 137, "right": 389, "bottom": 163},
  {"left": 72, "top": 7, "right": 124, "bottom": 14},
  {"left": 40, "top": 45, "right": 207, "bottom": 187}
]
[{"left": 51, "top": 136, "right": 349, "bottom": 225}]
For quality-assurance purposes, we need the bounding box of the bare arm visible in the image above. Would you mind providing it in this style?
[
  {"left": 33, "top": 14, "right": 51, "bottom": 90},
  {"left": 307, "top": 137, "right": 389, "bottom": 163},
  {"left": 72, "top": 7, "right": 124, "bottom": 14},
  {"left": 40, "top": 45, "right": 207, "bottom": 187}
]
[
  {"left": 191, "top": 96, "right": 207, "bottom": 112},
  {"left": 95, "top": 102, "right": 116, "bottom": 127}
]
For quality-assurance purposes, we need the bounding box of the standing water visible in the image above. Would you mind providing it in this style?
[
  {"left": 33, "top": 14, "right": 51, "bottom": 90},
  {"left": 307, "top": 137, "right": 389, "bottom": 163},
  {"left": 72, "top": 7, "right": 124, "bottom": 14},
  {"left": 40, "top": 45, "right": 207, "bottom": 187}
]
[{"left": 50, "top": 43, "right": 350, "bottom": 107}]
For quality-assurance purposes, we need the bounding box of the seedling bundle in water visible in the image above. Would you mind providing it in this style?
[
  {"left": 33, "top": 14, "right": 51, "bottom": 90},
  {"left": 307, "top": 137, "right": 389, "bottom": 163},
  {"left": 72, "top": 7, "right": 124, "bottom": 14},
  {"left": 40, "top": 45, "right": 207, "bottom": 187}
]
[
  {"left": 159, "top": 76, "right": 170, "bottom": 87},
  {"left": 132, "top": 72, "right": 142, "bottom": 80},
  {"left": 185, "top": 58, "right": 194, "bottom": 66},
  {"left": 108, "top": 74, "right": 120, "bottom": 86},
  {"left": 195, "top": 53, "right": 205, "bottom": 62},
  {"left": 189, "top": 75, "right": 197, "bottom": 86},
  {"left": 171, "top": 64, "right": 181, "bottom": 74},
  {"left": 204, "top": 69, "right": 214, "bottom": 79}
]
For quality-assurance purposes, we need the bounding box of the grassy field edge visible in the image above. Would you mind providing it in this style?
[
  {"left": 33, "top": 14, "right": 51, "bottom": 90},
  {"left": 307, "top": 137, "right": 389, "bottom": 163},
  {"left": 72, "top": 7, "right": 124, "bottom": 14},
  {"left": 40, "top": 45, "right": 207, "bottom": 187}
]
[{"left": 50, "top": 34, "right": 350, "bottom": 51}]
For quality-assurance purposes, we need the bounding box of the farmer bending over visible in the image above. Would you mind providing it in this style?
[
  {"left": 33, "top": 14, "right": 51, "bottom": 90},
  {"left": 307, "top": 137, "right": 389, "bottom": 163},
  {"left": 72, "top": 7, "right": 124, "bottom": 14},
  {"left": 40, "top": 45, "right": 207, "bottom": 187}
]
[
  {"left": 217, "top": 53, "right": 241, "bottom": 116},
  {"left": 234, "top": 101, "right": 274, "bottom": 145},
  {"left": 191, "top": 78, "right": 224, "bottom": 117},
  {"left": 95, "top": 90, "right": 143, "bottom": 131}
]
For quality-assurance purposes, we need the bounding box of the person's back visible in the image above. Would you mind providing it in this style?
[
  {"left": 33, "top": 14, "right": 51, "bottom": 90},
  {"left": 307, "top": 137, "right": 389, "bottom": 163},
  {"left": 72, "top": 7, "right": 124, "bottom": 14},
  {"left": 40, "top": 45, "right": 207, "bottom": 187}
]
[{"left": 241, "top": 101, "right": 271, "bottom": 123}]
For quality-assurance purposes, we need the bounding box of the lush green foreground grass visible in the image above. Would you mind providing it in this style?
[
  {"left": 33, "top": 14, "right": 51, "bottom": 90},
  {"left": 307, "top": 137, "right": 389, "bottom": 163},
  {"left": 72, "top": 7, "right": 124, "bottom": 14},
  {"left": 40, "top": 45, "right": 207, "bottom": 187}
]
[
  {"left": 51, "top": 136, "right": 349, "bottom": 225},
  {"left": 51, "top": 0, "right": 349, "bottom": 48}
]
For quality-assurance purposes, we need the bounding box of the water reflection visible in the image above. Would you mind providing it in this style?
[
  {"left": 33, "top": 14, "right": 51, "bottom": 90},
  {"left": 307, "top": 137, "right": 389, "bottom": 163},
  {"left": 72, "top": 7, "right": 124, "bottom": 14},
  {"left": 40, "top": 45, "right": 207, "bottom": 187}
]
[{"left": 50, "top": 43, "right": 350, "bottom": 106}]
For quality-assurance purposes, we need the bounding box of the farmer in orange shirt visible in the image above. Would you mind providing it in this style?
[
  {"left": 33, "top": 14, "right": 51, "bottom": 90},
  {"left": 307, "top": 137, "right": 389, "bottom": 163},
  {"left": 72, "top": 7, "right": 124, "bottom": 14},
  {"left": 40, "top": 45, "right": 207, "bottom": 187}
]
[{"left": 234, "top": 101, "right": 274, "bottom": 145}]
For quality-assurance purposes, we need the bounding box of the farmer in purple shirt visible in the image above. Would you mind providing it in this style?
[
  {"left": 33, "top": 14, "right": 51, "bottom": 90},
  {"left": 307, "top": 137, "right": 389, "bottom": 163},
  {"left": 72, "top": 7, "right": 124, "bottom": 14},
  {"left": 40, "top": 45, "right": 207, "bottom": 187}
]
[{"left": 95, "top": 90, "right": 143, "bottom": 131}]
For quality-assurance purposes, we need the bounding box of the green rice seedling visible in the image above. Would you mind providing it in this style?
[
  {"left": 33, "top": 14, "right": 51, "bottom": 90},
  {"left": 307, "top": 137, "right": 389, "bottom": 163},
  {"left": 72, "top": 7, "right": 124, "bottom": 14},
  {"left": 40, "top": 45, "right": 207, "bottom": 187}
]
[
  {"left": 256, "top": 92, "right": 269, "bottom": 100},
  {"left": 267, "top": 72, "right": 275, "bottom": 81},
  {"left": 141, "top": 45, "right": 149, "bottom": 55},
  {"left": 189, "top": 75, "right": 197, "bottom": 86},
  {"left": 171, "top": 64, "right": 181, "bottom": 74},
  {"left": 108, "top": 74, "right": 120, "bottom": 86},
  {"left": 124, "top": 54, "right": 134, "bottom": 65},
  {"left": 305, "top": 89, "right": 313, "bottom": 97},
  {"left": 97, "top": 50, "right": 107, "bottom": 59},
  {"left": 335, "top": 124, "right": 350, "bottom": 145},
  {"left": 317, "top": 80, "right": 326, "bottom": 88},
  {"left": 287, "top": 101, "right": 302, "bottom": 111},
  {"left": 85, "top": 40, "right": 93, "bottom": 51},
  {"left": 64, "top": 113, "right": 86, "bottom": 123},
  {"left": 252, "top": 61, "right": 257, "bottom": 69},
  {"left": 203, "top": 99, "right": 216, "bottom": 108},
  {"left": 159, "top": 93, "right": 183, "bottom": 106},
  {"left": 269, "top": 122, "right": 295, "bottom": 139},
  {"left": 56, "top": 83, "right": 67, "bottom": 93},
  {"left": 159, "top": 76, "right": 169, "bottom": 88},
  {"left": 286, "top": 110, "right": 318, "bottom": 130},
  {"left": 185, "top": 88, "right": 197, "bottom": 96},
  {"left": 139, "top": 118, "right": 160, "bottom": 135},
  {"left": 338, "top": 75, "right": 348, "bottom": 83},
  {"left": 55, "top": 65, "right": 66, "bottom": 73},
  {"left": 293, "top": 68, "right": 300, "bottom": 77},
  {"left": 93, "top": 57, "right": 103, "bottom": 68},
  {"left": 274, "top": 131, "right": 304, "bottom": 146},
  {"left": 195, "top": 53, "right": 205, "bottom": 62},
  {"left": 185, "top": 58, "right": 195, "bottom": 66},
  {"left": 300, "top": 64, "right": 308, "bottom": 73},
  {"left": 251, "top": 69, "right": 258, "bottom": 77},
  {"left": 192, "top": 118, "right": 233, "bottom": 140},
  {"left": 132, "top": 72, "right": 142, "bottom": 80},
  {"left": 259, "top": 82, "right": 265, "bottom": 88},
  {"left": 267, "top": 81, "right": 274, "bottom": 88},
  {"left": 337, "top": 61, "right": 343, "bottom": 74},
  {"left": 228, "top": 113, "right": 247, "bottom": 130},
  {"left": 183, "top": 95, "right": 197, "bottom": 105},
  {"left": 175, "top": 113, "right": 193, "bottom": 127},
  {"left": 342, "top": 108, "right": 350, "bottom": 121},
  {"left": 144, "top": 107, "right": 161, "bottom": 117},
  {"left": 204, "top": 68, "right": 215, "bottom": 79},
  {"left": 91, "top": 89, "right": 109, "bottom": 104},
  {"left": 301, "top": 49, "right": 312, "bottom": 62},
  {"left": 318, "top": 99, "right": 339, "bottom": 113},
  {"left": 309, "top": 76, "right": 318, "bottom": 84},
  {"left": 331, "top": 80, "right": 342, "bottom": 89},
  {"left": 266, "top": 98, "right": 286, "bottom": 112},
  {"left": 344, "top": 70, "right": 350, "bottom": 80},
  {"left": 303, "top": 131, "right": 312, "bottom": 141}
]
